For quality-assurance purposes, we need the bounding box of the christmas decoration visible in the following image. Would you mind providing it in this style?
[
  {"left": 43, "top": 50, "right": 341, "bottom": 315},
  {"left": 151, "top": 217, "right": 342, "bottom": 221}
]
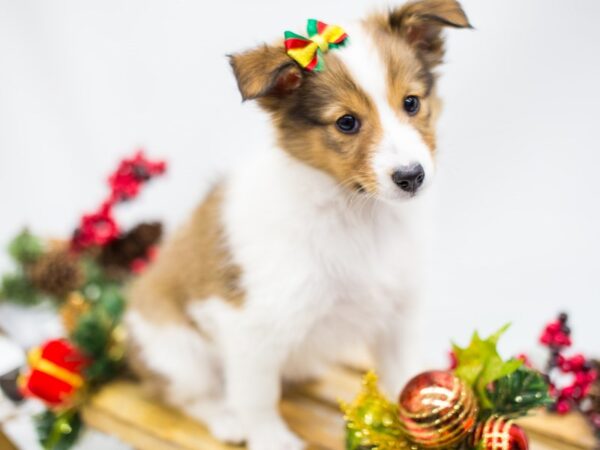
[
  {"left": 398, "top": 371, "right": 477, "bottom": 449},
  {"left": 71, "top": 202, "right": 119, "bottom": 251},
  {"left": 8, "top": 229, "right": 44, "bottom": 264},
  {"left": 99, "top": 222, "right": 162, "bottom": 276},
  {"left": 0, "top": 230, "right": 46, "bottom": 305},
  {"left": 0, "top": 150, "right": 167, "bottom": 450},
  {"left": 19, "top": 339, "right": 89, "bottom": 407},
  {"left": 486, "top": 366, "right": 552, "bottom": 419},
  {"left": 341, "top": 372, "right": 408, "bottom": 450},
  {"left": 108, "top": 151, "right": 166, "bottom": 203},
  {"left": 540, "top": 313, "right": 597, "bottom": 415},
  {"left": 342, "top": 326, "right": 551, "bottom": 450},
  {"left": 581, "top": 360, "right": 600, "bottom": 439},
  {"left": 285, "top": 19, "right": 349, "bottom": 72},
  {"left": 452, "top": 325, "right": 523, "bottom": 410},
  {"left": 470, "top": 416, "right": 528, "bottom": 450},
  {"left": 0, "top": 271, "right": 41, "bottom": 305},
  {"left": 36, "top": 409, "right": 82, "bottom": 450},
  {"left": 29, "top": 250, "right": 84, "bottom": 298},
  {"left": 59, "top": 292, "right": 90, "bottom": 334},
  {"left": 71, "top": 150, "right": 165, "bottom": 252}
]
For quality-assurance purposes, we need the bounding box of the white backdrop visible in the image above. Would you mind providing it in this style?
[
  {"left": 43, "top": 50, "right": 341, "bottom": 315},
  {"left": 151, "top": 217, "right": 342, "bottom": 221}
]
[{"left": 0, "top": 0, "right": 599, "bottom": 365}]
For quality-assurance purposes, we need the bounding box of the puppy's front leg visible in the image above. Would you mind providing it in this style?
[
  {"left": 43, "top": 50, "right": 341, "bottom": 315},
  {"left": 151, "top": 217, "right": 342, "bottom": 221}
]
[
  {"left": 223, "top": 323, "right": 304, "bottom": 450},
  {"left": 371, "top": 303, "right": 424, "bottom": 399}
]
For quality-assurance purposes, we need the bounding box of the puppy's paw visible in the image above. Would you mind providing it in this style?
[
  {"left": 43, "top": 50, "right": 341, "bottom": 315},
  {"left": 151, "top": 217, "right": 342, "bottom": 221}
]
[
  {"left": 206, "top": 409, "right": 246, "bottom": 444},
  {"left": 247, "top": 421, "right": 304, "bottom": 450},
  {"left": 185, "top": 401, "right": 246, "bottom": 444}
]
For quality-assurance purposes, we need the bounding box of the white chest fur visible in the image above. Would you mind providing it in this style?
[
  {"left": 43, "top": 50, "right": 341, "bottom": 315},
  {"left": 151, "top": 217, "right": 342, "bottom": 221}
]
[{"left": 219, "top": 148, "right": 431, "bottom": 373}]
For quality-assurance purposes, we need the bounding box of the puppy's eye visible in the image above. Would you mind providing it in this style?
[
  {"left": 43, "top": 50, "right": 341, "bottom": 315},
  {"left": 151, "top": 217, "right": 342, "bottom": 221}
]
[
  {"left": 403, "top": 96, "right": 420, "bottom": 116},
  {"left": 335, "top": 114, "right": 361, "bottom": 134}
]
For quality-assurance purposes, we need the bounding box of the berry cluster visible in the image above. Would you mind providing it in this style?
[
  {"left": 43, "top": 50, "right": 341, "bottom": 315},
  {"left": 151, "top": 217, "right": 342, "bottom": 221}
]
[
  {"left": 108, "top": 151, "right": 166, "bottom": 203},
  {"left": 71, "top": 202, "right": 119, "bottom": 250},
  {"left": 71, "top": 151, "right": 166, "bottom": 253},
  {"left": 582, "top": 360, "right": 600, "bottom": 439},
  {"left": 541, "top": 313, "right": 597, "bottom": 415}
]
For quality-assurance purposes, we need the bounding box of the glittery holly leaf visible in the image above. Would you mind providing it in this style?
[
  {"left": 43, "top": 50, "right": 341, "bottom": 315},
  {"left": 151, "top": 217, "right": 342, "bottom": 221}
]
[
  {"left": 341, "top": 372, "right": 414, "bottom": 450},
  {"left": 453, "top": 324, "right": 523, "bottom": 409},
  {"left": 487, "top": 366, "right": 553, "bottom": 419}
]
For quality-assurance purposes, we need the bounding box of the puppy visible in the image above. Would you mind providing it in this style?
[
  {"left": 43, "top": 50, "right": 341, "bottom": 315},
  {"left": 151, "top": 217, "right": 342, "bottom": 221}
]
[{"left": 125, "top": 1, "right": 471, "bottom": 449}]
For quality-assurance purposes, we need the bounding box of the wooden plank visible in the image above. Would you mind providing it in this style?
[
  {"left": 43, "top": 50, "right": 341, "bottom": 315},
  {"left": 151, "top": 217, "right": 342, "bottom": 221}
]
[
  {"left": 282, "top": 395, "right": 344, "bottom": 450},
  {"left": 83, "top": 381, "right": 344, "bottom": 450},
  {"left": 83, "top": 381, "right": 235, "bottom": 450},
  {"left": 290, "top": 366, "right": 362, "bottom": 408},
  {"left": 83, "top": 373, "right": 598, "bottom": 450},
  {"left": 0, "top": 427, "right": 18, "bottom": 450},
  {"left": 518, "top": 412, "right": 597, "bottom": 450}
]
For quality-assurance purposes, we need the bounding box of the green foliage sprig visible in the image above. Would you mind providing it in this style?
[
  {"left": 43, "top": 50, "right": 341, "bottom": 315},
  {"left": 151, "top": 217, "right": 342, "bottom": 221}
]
[{"left": 453, "top": 325, "right": 552, "bottom": 417}]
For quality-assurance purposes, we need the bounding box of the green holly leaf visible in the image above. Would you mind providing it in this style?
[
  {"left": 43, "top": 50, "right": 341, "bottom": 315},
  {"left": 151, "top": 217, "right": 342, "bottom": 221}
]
[
  {"left": 453, "top": 324, "right": 523, "bottom": 409},
  {"left": 487, "top": 366, "right": 553, "bottom": 418}
]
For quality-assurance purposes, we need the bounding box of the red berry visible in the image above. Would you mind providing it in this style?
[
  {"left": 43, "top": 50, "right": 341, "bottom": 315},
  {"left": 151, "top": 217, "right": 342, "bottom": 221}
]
[
  {"left": 556, "top": 399, "right": 571, "bottom": 414},
  {"left": 547, "top": 322, "right": 561, "bottom": 333},
  {"left": 569, "top": 354, "right": 586, "bottom": 371}
]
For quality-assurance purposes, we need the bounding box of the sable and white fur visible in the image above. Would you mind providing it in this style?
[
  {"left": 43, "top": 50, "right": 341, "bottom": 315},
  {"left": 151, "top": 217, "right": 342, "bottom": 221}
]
[{"left": 126, "top": 2, "right": 471, "bottom": 449}]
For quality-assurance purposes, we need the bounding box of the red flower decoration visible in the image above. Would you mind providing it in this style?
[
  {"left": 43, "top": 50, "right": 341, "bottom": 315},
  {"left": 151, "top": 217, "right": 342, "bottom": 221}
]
[
  {"left": 108, "top": 150, "right": 166, "bottom": 204},
  {"left": 71, "top": 202, "right": 119, "bottom": 251},
  {"left": 70, "top": 150, "right": 166, "bottom": 252}
]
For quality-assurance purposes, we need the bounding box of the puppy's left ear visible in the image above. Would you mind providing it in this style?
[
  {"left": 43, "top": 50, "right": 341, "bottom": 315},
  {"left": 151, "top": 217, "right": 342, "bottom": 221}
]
[
  {"left": 387, "top": 0, "right": 472, "bottom": 67},
  {"left": 229, "top": 44, "right": 303, "bottom": 102}
]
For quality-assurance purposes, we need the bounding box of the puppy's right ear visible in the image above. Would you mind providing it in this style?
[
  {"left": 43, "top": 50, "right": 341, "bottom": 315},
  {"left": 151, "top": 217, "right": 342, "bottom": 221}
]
[{"left": 229, "top": 45, "right": 303, "bottom": 101}]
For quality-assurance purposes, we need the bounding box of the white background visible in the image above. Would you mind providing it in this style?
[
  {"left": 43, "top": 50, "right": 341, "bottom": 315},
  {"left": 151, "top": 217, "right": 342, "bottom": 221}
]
[{"left": 0, "top": 0, "right": 598, "bottom": 366}]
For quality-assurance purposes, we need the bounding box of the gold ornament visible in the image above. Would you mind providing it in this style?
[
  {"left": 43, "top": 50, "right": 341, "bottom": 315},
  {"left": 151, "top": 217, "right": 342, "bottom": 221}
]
[
  {"left": 60, "top": 292, "right": 90, "bottom": 333},
  {"left": 341, "top": 372, "right": 417, "bottom": 450},
  {"left": 397, "top": 371, "right": 477, "bottom": 449}
]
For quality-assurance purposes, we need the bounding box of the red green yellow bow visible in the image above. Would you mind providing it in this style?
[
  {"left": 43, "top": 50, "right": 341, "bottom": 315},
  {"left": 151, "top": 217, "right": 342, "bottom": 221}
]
[{"left": 284, "top": 19, "right": 349, "bottom": 72}]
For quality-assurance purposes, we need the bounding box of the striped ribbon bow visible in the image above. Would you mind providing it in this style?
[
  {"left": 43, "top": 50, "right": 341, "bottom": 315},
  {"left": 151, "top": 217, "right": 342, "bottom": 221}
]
[{"left": 284, "top": 19, "right": 349, "bottom": 72}]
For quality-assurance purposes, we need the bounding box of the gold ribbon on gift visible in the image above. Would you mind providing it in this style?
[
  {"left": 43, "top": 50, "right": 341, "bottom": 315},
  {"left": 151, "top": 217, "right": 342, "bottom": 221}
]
[{"left": 27, "top": 347, "right": 85, "bottom": 388}]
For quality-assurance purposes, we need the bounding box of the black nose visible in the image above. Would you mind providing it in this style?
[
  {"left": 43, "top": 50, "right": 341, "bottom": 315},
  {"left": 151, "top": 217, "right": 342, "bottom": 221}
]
[{"left": 391, "top": 164, "right": 425, "bottom": 193}]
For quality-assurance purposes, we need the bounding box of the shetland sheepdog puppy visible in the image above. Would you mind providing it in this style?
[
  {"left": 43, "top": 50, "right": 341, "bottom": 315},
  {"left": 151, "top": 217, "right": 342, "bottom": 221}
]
[{"left": 126, "top": 1, "right": 471, "bottom": 448}]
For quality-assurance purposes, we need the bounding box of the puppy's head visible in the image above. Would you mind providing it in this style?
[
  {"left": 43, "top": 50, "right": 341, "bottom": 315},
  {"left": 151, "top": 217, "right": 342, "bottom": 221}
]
[{"left": 230, "top": 0, "right": 471, "bottom": 201}]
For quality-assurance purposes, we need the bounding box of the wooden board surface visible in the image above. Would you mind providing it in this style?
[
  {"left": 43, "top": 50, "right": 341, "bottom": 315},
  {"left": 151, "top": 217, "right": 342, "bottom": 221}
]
[
  {"left": 83, "top": 381, "right": 344, "bottom": 450},
  {"left": 0, "top": 427, "right": 18, "bottom": 450},
  {"left": 83, "top": 367, "right": 598, "bottom": 450}
]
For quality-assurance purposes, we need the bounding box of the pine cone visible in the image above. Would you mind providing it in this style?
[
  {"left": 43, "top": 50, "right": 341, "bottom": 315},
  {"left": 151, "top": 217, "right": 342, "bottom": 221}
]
[
  {"left": 28, "top": 250, "right": 84, "bottom": 299},
  {"left": 99, "top": 222, "right": 162, "bottom": 271}
]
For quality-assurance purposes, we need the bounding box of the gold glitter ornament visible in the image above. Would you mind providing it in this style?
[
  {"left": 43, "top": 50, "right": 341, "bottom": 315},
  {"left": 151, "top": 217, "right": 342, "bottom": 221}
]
[
  {"left": 397, "top": 371, "right": 477, "bottom": 449},
  {"left": 341, "top": 372, "right": 417, "bottom": 450},
  {"left": 59, "top": 292, "right": 90, "bottom": 333}
]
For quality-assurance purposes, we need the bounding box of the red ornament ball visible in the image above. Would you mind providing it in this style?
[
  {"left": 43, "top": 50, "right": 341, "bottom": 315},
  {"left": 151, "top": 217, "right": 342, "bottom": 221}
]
[
  {"left": 471, "top": 416, "right": 529, "bottom": 450},
  {"left": 398, "top": 371, "right": 477, "bottom": 448}
]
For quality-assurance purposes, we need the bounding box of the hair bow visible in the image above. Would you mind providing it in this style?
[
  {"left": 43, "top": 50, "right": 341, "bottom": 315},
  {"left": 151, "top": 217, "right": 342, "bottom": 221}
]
[{"left": 284, "top": 19, "right": 349, "bottom": 72}]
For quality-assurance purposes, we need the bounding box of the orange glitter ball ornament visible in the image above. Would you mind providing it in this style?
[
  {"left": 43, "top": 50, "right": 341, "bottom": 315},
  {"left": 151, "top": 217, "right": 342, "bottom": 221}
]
[{"left": 398, "top": 371, "right": 477, "bottom": 449}]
